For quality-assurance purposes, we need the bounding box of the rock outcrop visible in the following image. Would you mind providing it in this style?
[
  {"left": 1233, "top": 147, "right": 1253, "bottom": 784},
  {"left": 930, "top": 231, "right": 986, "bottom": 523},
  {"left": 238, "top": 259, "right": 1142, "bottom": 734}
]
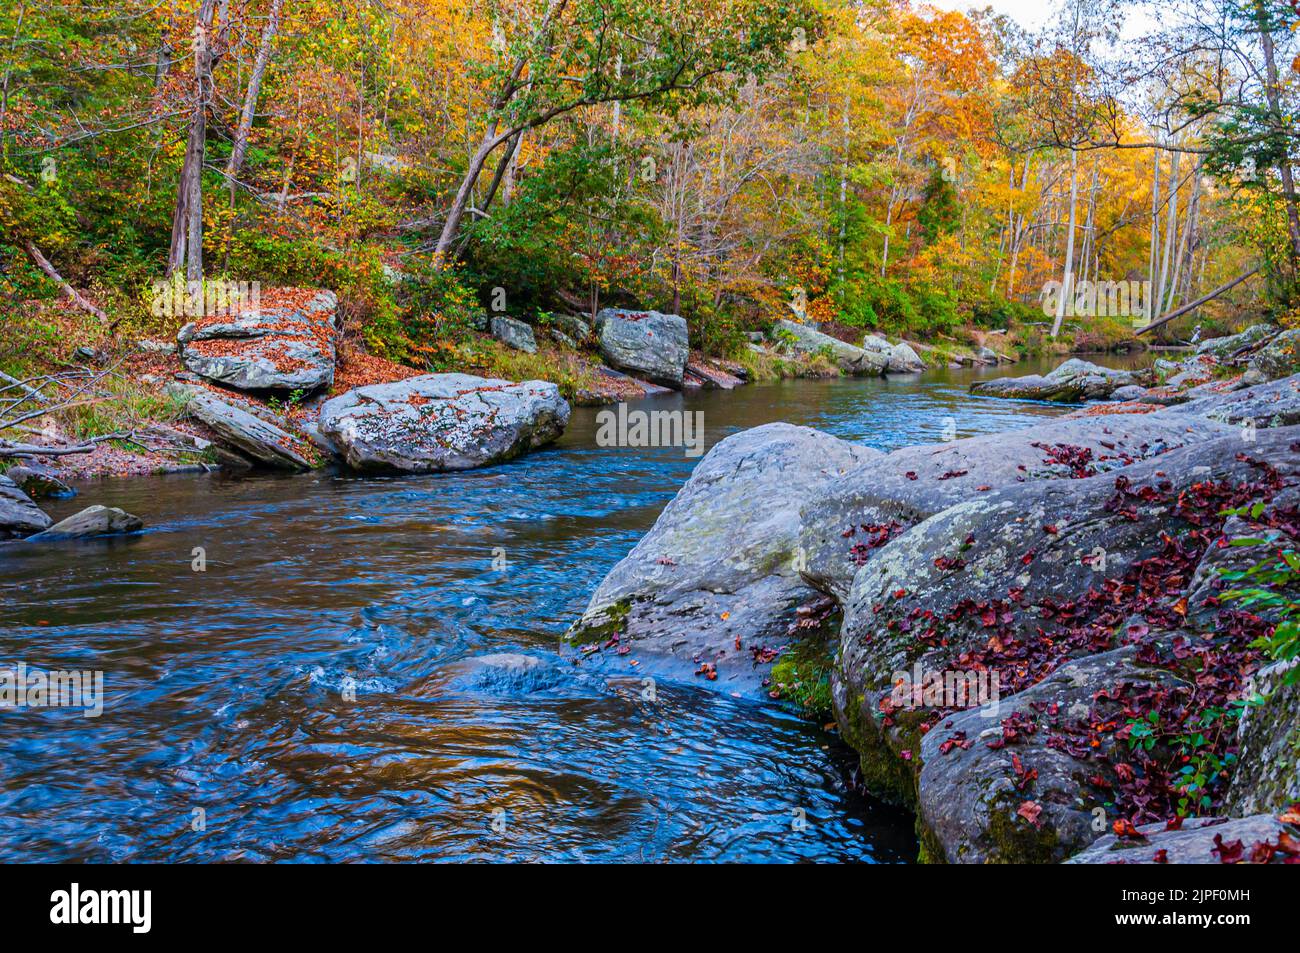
[
  {"left": 773, "top": 319, "right": 887, "bottom": 375},
  {"left": 595, "top": 308, "right": 690, "bottom": 387},
  {"left": 569, "top": 370, "right": 1300, "bottom": 863},
  {"left": 177, "top": 288, "right": 338, "bottom": 393},
  {"left": 317, "top": 373, "right": 570, "bottom": 472},
  {"left": 1066, "top": 814, "right": 1299, "bottom": 864},
  {"left": 1247, "top": 328, "right": 1300, "bottom": 381}
]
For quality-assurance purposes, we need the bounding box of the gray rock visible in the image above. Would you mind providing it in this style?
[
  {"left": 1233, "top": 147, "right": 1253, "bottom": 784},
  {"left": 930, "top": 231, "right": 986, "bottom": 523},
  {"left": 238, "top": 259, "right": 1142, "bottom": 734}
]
[
  {"left": 28, "top": 504, "right": 142, "bottom": 540},
  {"left": 773, "top": 319, "right": 887, "bottom": 376},
  {"left": 1246, "top": 328, "right": 1300, "bottom": 381},
  {"left": 4, "top": 464, "right": 74, "bottom": 499},
  {"left": 976, "top": 346, "right": 1002, "bottom": 365},
  {"left": 1110, "top": 384, "right": 1147, "bottom": 402},
  {"left": 798, "top": 411, "right": 1236, "bottom": 600},
  {"left": 180, "top": 389, "right": 315, "bottom": 470},
  {"left": 547, "top": 314, "right": 592, "bottom": 340},
  {"left": 918, "top": 648, "right": 1185, "bottom": 863},
  {"left": 566, "top": 423, "right": 877, "bottom": 697},
  {"left": 1164, "top": 371, "right": 1300, "bottom": 428},
  {"left": 1196, "top": 324, "right": 1278, "bottom": 360},
  {"left": 317, "top": 373, "right": 570, "bottom": 473},
  {"left": 887, "top": 342, "right": 926, "bottom": 373},
  {"left": 1066, "top": 814, "right": 1297, "bottom": 864},
  {"left": 973, "top": 357, "right": 1140, "bottom": 402},
  {"left": 595, "top": 308, "right": 690, "bottom": 387},
  {"left": 489, "top": 315, "right": 537, "bottom": 353},
  {"left": 861, "top": 334, "right": 892, "bottom": 354},
  {"left": 832, "top": 427, "right": 1300, "bottom": 812},
  {"left": 177, "top": 289, "right": 337, "bottom": 393},
  {"left": 0, "top": 474, "right": 51, "bottom": 539},
  {"left": 1228, "top": 661, "right": 1300, "bottom": 816}
]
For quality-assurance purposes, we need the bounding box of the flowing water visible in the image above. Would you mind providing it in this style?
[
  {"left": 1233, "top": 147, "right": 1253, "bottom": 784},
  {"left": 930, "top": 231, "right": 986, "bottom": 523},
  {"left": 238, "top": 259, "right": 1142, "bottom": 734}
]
[{"left": 0, "top": 356, "right": 1142, "bottom": 862}]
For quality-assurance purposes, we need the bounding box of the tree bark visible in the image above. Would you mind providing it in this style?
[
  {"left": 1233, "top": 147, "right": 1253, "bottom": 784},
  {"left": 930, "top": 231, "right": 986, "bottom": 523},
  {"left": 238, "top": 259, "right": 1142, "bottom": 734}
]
[
  {"left": 1051, "top": 147, "right": 1079, "bottom": 337},
  {"left": 167, "top": 0, "right": 217, "bottom": 281},
  {"left": 225, "top": 0, "right": 283, "bottom": 183}
]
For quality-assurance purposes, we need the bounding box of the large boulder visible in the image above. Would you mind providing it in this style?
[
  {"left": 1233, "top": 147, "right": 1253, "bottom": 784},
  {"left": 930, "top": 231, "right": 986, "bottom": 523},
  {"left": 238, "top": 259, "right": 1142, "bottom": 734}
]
[
  {"left": 1247, "top": 328, "right": 1300, "bottom": 381},
  {"left": 490, "top": 315, "right": 537, "bottom": 354},
  {"left": 175, "top": 387, "right": 316, "bottom": 470},
  {"left": 317, "top": 373, "right": 570, "bottom": 473},
  {"left": 27, "top": 505, "right": 143, "bottom": 540},
  {"left": 774, "top": 319, "right": 888, "bottom": 375},
  {"left": 595, "top": 308, "right": 689, "bottom": 387},
  {"left": 1066, "top": 814, "right": 1299, "bottom": 864},
  {"left": 832, "top": 427, "right": 1299, "bottom": 822},
  {"left": 0, "top": 474, "right": 51, "bottom": 539},
  {"left": 887, "top": 342, "right": 926, "bottom": 373},
  {"left": 178, "top": 288, "right": 337, "bottom": 393},
  {"left": 918, "top": 648, "right": 1186, "bottom": 863},
  {"left": 1196, "top": 323, "right": 1278, "bottom": 360},
  {"left": 798, "top": 411, "right": 1237, "bottom": 600},
  {"left": 566, "top": 423, "right": 877, "bottom": 696}
]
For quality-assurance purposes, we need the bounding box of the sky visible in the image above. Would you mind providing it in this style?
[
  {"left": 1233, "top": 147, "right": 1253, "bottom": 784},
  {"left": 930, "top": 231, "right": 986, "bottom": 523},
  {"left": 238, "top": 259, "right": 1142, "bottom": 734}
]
[{"left": 924, "top": 0, "right": 1161, "bottom": 38}]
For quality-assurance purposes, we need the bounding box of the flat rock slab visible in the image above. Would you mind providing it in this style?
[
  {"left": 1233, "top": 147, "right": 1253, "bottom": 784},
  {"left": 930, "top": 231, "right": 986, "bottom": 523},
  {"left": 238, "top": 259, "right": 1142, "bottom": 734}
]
[
  {"left": 178, "top": 288, "right": 338, "bottom": 393},
  {"left": 798, "top": 409, "right": 1237, "bottom": 599},
  {"left": 318, "top": 373, "right": 570, "bottom": 473},
  {"left": 176, "top": 387, "right": 315, "bottom": 470},
  {"left": 27, "top": 504, "right": 142, "bottom": 540},
  {"left": 1065, "top": 814, "right": 1299, "bottom": 864},
  {"left": 684, "top": 360, "right": 744, "bottom": 389},
  {"left": 595, "top": 308, "right": 690, "bottom": 387},
  {"left": 0, "top": 474, "right": 52, "bottom": 539}
]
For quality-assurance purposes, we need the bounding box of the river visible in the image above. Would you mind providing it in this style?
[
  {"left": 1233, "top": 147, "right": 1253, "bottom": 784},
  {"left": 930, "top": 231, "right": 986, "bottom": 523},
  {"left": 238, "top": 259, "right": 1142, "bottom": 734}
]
[{"left": 0, "top": 355, "right": 1145, "bottom": 862}]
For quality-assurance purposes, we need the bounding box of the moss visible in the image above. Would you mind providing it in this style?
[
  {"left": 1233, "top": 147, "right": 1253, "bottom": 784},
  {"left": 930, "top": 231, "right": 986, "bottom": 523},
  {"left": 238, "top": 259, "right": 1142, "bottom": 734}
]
[
  {"left": 564, "top": 598, "right": 631, "bottom": 645},
  {"left": 982, "top": 793, "right": 1064, "bottom": 864},
  {"left": 836, "top": 686, "right": 922, "bottom": 809},
  {"left": 771, "top": 651, "right": 834, "bottom": 721}
]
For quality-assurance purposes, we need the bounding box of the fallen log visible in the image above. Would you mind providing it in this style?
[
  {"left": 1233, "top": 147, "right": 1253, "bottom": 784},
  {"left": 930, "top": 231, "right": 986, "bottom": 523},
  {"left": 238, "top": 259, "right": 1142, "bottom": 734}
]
[
  {"left": 1136, "top": 266, "right": 1262, "bottom": 336},
  {"left": 22, "top": 240, "right": 110, "bottom": 324}
]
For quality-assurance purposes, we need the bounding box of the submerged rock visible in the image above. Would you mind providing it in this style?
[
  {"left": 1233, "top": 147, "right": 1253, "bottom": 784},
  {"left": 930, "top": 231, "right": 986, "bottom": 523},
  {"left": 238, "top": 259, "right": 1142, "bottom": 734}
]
[
  {"left": 178, "top": 288, "right": 338, "bottom": 393},
  {"left": 0, "top": 474, "right": 52, "bottom": 539},
  {"left": 595, "top": 308, "right": 690, "bottom": 387},
  {"left": 318, "top": 373, "right": 570, "bottom": 472},
  {"left": 566, "top": 423, "right": 877, "bottom": 696},
  {"left": 28, "top": 504, "right": 143, "bottom": 540},
  {"left": 774, "top": 319, "right": 887, "bottom": 376}
]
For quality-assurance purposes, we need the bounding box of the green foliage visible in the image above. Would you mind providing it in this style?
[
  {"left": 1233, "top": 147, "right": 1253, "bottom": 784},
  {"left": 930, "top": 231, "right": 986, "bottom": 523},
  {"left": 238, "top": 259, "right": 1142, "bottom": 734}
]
[{"left": 1220, "top": 512, "right": 1300, "bottom": 687}]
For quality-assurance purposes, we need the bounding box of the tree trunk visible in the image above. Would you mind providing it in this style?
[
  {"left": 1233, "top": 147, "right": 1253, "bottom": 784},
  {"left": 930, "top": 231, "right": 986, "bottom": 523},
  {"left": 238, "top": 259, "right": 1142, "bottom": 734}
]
[
  {"left": 1255, "top": 0, "right": 1300, "bottom": 265},
  {"left": 167, "top": 0, "right": 217, "bottom": 280},
  {"left": 225, "top": 0, "right": 283, "bottom": 183},
  {"left": 1051, "top": 147, "right": 1079, "bottom": 338}
]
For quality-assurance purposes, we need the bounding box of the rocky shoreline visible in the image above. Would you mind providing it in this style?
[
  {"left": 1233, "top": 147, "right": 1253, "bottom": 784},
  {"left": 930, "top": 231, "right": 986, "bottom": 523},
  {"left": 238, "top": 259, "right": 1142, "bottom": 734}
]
[{"left": 566, "top": 325, "right": 1300, "bottom": 864}]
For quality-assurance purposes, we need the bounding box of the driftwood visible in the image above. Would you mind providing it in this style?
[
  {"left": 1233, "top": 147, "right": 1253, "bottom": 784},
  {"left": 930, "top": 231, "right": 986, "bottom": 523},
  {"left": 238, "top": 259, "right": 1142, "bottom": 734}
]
[
  {"left": 21, "top": 240, "right": 110, "bottom": 324},
  {"left": 1136, "top": 266, "right": 1262, "bottom": 336}
]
